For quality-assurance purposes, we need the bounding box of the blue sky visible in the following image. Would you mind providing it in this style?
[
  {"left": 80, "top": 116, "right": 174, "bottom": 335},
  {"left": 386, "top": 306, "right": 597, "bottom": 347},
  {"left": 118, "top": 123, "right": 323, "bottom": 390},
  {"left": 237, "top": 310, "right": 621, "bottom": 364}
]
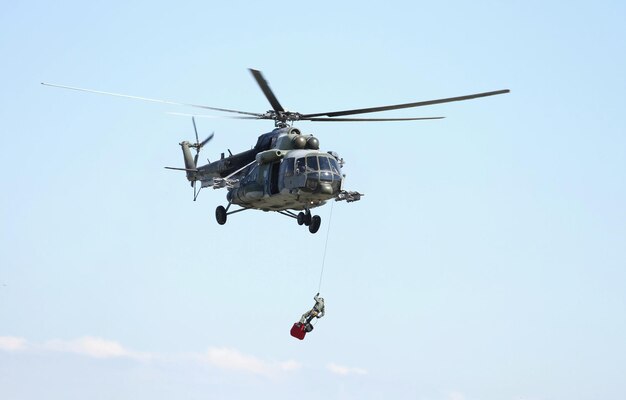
[{"left": 1, "top": 1, "right": 625, "bottom": 399}]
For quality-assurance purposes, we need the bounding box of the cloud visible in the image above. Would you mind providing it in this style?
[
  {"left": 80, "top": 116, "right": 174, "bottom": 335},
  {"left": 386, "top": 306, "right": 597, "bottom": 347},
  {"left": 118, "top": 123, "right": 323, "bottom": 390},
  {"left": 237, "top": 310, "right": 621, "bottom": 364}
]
[
  {"left": 447, "top": 392, "right": 466, "bottom": 400},
  {"left": 44, "top": 337, "right": 151, "bottom": 361},
  {"left": 0, "top": 336, "right": 28, "bottom": 351},
  {"left": 0, "top": 335, "right": 304, "bottom": 379},
  {"left": 327, "top": 362, "right": 368, "bottom": 376},
  {"left": 278, "top": 360, "right": 301, "bottom": 371},
  {"left": 205, "top": 347, "right": 301, "bottom": 377}
]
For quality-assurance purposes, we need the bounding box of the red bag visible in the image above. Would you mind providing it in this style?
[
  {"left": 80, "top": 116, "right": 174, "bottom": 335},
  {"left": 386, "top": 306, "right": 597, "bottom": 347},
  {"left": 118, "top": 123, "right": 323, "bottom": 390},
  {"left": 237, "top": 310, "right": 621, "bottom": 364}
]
[{"left": 290, "top": 322, "right": 306, "bottom": 340}]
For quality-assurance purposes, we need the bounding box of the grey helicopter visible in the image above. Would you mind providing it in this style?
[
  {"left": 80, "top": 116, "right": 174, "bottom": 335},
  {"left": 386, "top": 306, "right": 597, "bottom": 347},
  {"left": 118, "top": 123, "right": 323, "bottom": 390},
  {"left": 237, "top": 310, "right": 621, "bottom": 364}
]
[{"left": 42, "top": 69, "right": 509, "bottom": 234}]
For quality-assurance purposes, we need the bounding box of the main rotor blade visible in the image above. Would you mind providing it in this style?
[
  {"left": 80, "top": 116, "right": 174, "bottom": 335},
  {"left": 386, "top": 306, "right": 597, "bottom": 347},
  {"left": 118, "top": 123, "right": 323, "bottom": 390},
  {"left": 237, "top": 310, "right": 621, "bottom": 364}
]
[
  {"left": 305, "top": 116, "right": 445, "bottom": 122},
  {"left": 301, "top": 89, "right": 510, "bottom": 118},
  {"left": 41, "top": 82, "right": 264, "bottom": 117},
  {"left": 249, "top": 69, "right": 285, "bottom": 112},
  {"left": 192, "top": 116, "right": 199, "bottom": 144},
  {"left": 167, "top": 112, "right": 264, "bottom": 120}
]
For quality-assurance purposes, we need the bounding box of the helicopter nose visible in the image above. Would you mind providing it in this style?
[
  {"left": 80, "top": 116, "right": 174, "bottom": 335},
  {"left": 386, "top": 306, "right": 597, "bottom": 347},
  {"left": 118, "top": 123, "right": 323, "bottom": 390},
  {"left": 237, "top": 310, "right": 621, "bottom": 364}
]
[
  {"left": 318, "top": 182, "right": 334, "bottom": 195},
  {"left": 300, "top": 169, "right": 342, "bottom": 195}
]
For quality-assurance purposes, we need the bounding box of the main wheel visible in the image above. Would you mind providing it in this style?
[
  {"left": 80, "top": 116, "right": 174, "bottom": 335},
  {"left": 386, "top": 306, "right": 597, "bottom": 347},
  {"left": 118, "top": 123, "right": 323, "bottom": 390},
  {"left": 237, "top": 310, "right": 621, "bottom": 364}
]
[
  {"left": 309, "top": 215, "right": 321, "bottom": 234},
  {"left": 297, "top": 212, "right": 305, "bottom": 225},
  {"left": 215, "top": 206, "right": 227, "bottom": 225}
]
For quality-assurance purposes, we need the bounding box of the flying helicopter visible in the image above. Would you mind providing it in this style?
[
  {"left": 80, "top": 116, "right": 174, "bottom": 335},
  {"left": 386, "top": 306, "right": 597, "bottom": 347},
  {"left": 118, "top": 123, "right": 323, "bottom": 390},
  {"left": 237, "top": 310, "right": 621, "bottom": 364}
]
[{"left": 42, "top": 69, "right": 509, "bottom": 234}]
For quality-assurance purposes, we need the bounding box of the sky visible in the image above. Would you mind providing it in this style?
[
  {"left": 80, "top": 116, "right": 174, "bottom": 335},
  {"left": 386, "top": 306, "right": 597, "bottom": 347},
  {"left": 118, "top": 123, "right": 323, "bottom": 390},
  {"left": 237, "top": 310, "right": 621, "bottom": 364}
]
[{"left": 1, "top": 1, "right": 625, "bottom": 399}]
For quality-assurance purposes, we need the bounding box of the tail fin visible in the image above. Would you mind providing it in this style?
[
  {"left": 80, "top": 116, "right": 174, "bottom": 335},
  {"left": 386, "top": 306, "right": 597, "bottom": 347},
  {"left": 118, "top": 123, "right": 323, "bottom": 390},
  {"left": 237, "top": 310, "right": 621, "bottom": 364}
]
[{"left": 181, "top": 141, "right": 196, "bottom": 181}]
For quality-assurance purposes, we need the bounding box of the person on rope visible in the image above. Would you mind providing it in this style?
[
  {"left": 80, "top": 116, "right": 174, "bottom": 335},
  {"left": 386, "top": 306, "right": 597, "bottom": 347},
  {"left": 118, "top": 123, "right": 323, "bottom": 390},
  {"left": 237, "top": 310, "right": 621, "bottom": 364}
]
[
  {"left": 299, "top": 293, "right": 325, "bottom": 332},
  {"left": 291, "top": 293, "right": 326, "bottom": 340}
]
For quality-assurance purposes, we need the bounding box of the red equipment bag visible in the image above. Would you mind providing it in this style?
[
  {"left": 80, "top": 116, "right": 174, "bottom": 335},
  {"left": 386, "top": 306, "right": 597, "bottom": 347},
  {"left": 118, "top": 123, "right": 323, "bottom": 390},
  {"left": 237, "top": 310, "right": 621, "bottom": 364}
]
[{"left": 290, "top": 322, "right": 307, "bottom": 340}]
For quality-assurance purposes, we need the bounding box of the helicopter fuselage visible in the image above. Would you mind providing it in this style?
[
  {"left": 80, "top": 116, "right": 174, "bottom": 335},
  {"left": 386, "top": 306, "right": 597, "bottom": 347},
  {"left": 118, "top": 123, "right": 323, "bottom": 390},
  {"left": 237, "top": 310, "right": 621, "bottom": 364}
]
[
  {"left": 187, "top": 127, "right": 346, "bottom": 212},
  {"left": 226, "top": 149, "right": 344, "bottom": 212}
]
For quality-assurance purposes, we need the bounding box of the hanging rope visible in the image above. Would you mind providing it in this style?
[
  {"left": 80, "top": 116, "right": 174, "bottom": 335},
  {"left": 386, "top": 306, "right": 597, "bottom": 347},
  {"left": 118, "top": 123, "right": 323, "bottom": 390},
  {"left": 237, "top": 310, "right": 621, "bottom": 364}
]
[{"left": 317, "top": 201, "right": 334, "bottom": 293}]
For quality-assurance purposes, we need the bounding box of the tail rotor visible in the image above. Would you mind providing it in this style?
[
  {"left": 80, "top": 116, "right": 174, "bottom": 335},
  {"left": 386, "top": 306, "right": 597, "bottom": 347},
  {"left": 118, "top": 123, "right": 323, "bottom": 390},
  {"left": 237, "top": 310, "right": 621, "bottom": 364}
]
[
  {"left": 188, "top": 116, "right": 215, "bottom": 200},
  {"left": 191, "top": 116, "right": 214, "bottom": 166}
]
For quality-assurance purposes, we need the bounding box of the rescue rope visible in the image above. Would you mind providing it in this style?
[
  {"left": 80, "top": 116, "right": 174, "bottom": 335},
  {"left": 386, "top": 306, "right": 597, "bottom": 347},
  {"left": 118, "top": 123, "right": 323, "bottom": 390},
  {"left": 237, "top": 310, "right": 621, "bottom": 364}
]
[{"left": 317, "top": 201, "right": 334, "bottom": 293}]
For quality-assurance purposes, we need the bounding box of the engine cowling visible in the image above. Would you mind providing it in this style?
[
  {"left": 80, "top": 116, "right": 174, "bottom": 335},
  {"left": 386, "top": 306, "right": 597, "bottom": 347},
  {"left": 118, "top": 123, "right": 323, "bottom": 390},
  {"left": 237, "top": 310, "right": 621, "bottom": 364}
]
[
  {"left": 255, "top": 149, "right": 284, "bottom": 164},
  {"left": 306, "top": 136, "right": 319, "bottom": 150},
  {"left": 292, "top": 135, "right": 307, "bottom": 149}
]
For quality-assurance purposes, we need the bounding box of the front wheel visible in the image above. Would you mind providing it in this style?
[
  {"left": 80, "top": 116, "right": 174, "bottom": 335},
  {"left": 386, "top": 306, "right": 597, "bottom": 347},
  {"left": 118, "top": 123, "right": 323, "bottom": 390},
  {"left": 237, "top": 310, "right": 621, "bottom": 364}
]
[{"left": 215, "top": 206, "right": 227, "bottom": 225}]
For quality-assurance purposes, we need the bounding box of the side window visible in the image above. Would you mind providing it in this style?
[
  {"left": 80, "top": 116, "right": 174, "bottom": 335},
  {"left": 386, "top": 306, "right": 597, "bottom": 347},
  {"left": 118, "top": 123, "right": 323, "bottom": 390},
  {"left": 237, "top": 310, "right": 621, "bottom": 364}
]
[
  {"left": 284, "top": 158, "right": 295, "bottom": 177},
  {"left": 296, "top": 158, "right": 306, "bottom": 174},
  {"left": 245, "top": 164, "right": 258, "bottom": 183}
]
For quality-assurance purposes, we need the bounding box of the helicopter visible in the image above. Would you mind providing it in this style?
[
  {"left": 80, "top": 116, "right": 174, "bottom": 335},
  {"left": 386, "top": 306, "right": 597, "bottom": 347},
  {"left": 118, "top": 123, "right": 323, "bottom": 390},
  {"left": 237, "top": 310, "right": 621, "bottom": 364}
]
[{"left": 42, "top": 69, "right": 509, "bottom": 234}]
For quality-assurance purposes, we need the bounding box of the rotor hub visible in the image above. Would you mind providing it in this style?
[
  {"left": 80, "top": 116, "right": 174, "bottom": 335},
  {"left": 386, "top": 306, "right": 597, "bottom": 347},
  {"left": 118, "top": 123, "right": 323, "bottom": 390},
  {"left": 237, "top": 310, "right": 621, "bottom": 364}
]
[{"left": 264, "top": 110, "right": 304, "bottom": 127}]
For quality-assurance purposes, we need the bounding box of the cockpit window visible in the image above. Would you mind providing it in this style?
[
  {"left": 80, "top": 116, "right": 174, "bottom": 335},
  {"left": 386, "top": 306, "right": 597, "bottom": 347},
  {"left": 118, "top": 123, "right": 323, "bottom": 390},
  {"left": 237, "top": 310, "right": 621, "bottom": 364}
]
[
  {"left": 297, "top": 155, "right": 341, "bottom": 176},
  {"left": 306, "top": 156, "right": 319, "bottom": 171},
  {"left": 318, "top": 156, "right": 330, "bottom": 172}
]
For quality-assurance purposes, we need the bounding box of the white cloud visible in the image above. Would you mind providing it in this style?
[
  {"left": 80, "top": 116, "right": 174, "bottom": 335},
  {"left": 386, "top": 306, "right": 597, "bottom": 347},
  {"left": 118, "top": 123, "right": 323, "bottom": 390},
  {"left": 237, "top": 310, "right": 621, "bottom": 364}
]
[
  {"left": 0, "top": 335, "right": 304, "bottom": 378},
  {"left": 447, "top": 391, "right": 466, "bottom": 400},
  {"left": 44, "top": 337, "right": 151, "bottom": 361},
  {"left": 205, "top": 347, "right": 301, "bottom": 377},
  {"left": 327, "top": 362, "right": 368, "bottom": 376},
  {"left": 0, "top": 336, "right": 28, "bottom": 351},
  {"left": 278, "top": 360, "right": 302, "bottom": 371}
]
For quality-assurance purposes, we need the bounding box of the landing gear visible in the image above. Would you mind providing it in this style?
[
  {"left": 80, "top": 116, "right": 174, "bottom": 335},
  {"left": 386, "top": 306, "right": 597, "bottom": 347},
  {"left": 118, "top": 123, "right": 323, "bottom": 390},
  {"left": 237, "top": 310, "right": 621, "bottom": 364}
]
[
  {"left": 295, "top": 210, "right": 321, "bottom": 234},
  {"left": 297, "top": 210, "right": 312, "bottom": 226},
  {"left": 218, "top": 206, "right": 321, "bottom": 234},
  {"left": 309, "top": 215, "right": 321, "bottom": 234},
  {"left": 215, "top": 202, "right": 249, "bottom": 225},
  {"left": 216, "top": 205, "right": 227, "bottom": 225}
]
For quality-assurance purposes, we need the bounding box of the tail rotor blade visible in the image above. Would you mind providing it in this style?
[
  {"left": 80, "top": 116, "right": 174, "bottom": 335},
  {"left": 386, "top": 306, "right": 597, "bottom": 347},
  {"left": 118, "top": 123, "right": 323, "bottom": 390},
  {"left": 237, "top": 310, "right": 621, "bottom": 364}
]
[
  {"left": 199, "top": 132, "right": 214, "bottom": 149},
  {"left": 190, "top": 116, "right": 213, "bottom": 168}
]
